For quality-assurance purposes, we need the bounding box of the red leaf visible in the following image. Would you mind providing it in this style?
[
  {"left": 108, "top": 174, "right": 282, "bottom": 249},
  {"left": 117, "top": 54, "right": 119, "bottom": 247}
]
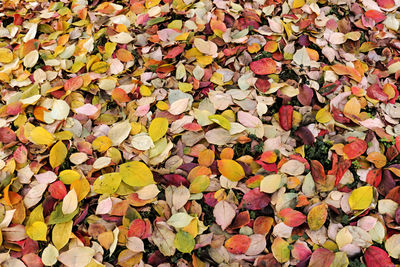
[
  {"left": 364, "top": 246, "right": 394, "bottom": 267},
  {"left": 64, "top": 76, "right": 84, "bottom": 91},
  {"left": 256, "top": 160, "right": 278, "bottom": 173},
  {"left": 365, "top": 10, "right": 386, "bottom": 23},
  {"left": 308, "top": 248, "right": 335, "bottom": 267},
  {"left": 0, "top": 127, "right": 16, "bottom": 143},
  {"left": 204, "top": 192, "right": 218, "bottom": 207},
  {"left": 22, "top": 253, "right": 43, "bottom": 267},
  {"left": 367, "top": 84, "right": 389, "bottom": 102},
  {"left": 224, "top": 235, "right": 251, "bottom": 254},
  {"left": 377, "top": 0, "right": 395, "bottom": 8},
  {"left": 343, "top": 137, "right": 367, "bottom": 159},
  {"left": 48, "top": 181, "right": 67, "bottom": 200},
  {"left": 128, "top": 219, "right": 146, "bottom": 238},
  {"left": 386, "top": 186, "right": 400, "bottom": 204},
  {"left": 239, "top": 188, "right": 270, "bottom": 210},
  {"left": 183, "top": 123, "right": 202, "bottom": 132},
  {"left": 331, "top": 106, "right": 351, "bottom": 124},
  {"left": 6, "top": 102, "right": 22, "bottom": 115},
  {"left": 278, "top": 208, "right": 306, "bottom": 227},
  {"left": 164, "top": 45, "right": 185, "bottom": 59},
  {"left": 292, "top": 241, "right": 312, "bottom": 261},
  {"left": 377, "top": 170, "right": 396, "bottom": 196},
  {"left": 310, "top": 160, "right": 326, "bottom": 185},
  {"left": 386, "top": 145, "right": 399, "bottom": 161},
  {"left": 163, "top": 174, "right": 190, "bottom": 187},
  {"left": 279, "top": 105, "right": 293, "bottom": 131},
  {"left": 13, "top": 145, "right": 28, "bottom": 164},
  {"left": 294, "top": 127, "right": 315, "bottom": 145},
  {"left": 336, "top": 156, "right": 351, "bottom": 186},
  {"left": 250, "top": 58, "right": 277, "bottom": 75},
  {"left": 366, "top": 169, "right": 382, "bottom": 187},
  {"left": 230, "top": 211, "right": 250, "bottom": 229},
  {"left": 255, "top": 78, "right": 271, "bottom": 93},
  {"left": 297, "top": 85, "right": 314, "bottom": 106},
  {"left": 395, "top": 136, "right": 400, "bottom": 152}
]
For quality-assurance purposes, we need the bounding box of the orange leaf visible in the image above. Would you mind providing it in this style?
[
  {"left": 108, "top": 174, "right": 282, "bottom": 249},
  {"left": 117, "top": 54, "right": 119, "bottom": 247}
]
[
  {"left": 112, "top": 88, "right": 131, "bottom": 103},
  {"left": 220, "top": 148, "right": 234, "bottom": 160},
  {"left": 217, "top": 159, "right": 245, "bottom": 181},
  {"left": 260, "top": 151, "right": 277, "bottom": 163},
  {"left": 116, "top": 48, "right": 134, "bottom": 62},
  {"left": 224, "top": 235, "right": 251, "bottom": 254},
  {"left": 366, "top": 152, "right": 387, "bottom": 168},
  {"left": 253, "top": 216, "right": 274, "bottom": 235},
  {"left": 250, "top": 58, "right": 277, "bottom": 75},
  {"left": 331, "top": 64, "right": 362, "bottom": 83},
  {"left": 278, "top": 208, "right": 306, "bottom": 227},
  {"left": 198, "top": 149, "right": 215, "bottom": 167}
]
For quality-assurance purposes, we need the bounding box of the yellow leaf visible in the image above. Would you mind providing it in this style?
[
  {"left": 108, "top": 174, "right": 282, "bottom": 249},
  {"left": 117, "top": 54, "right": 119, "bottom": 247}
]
[
  {"left": 26, "top": 221, "right": 47, "bottom": 241},
  {"left": 343, "top": 97, "right": 361, "bottom": 116},
  {"left": 50, "top": 141, "right": 68, "bottom": 168},
  {"left": 156, "top": 101, "right": 169, "bottom": 111},
  {"left": 182, "top": 218, "right": 198, "bottom": 238},
  {"left": 71, "top": 178, "right": 90, "bottom": 202},
  {"left": 217, "top": 159, "right": 245, "bottom": 181},
  {"left": 292, "top": 0, "right": 305, "bottom": 8},
  {"left": 146, "top": 0, "right": 161, "bottom": 8},
  {"left": 93, "top": 172, "right": 122, "bottom": 194},
  {"left": 176, "top": 32, "right": 190, "bottom": 41},
  {"left": 90, "top": 61, "right": 109, "bottom": 73},
  {"left": 119, "top": 161, "right": 155, "bottom": 187},
  {"left": 196, "top": 55, "right": 213, "bottom": 66},
  {"left": 210, "top": 72, "right": 224, "bottom": 85},
  {"left": 307, "top": 203, "right": 328, "bottom": 230},
  {"left": 178, "top": 82, "right": 193, "bottom": 92},
  {"left": 70, "top": 61, "right": 86, "bottom": 73},
  {"left": 54, "top": 131, "right": 73, "bottom": 140},
  {"left": 26, "top": 205, "right": 44, "bottom": 227},
  {"left": 336, "top": 228, "right": 353, "bottom": 249},
  {"left": 168, "top": 20, "right": 183, "bottom": 30},
  {"left": 92, "top": 136, "right": 113, "bottom": 153},
  {"left": 30, "top": 127, "right": 54, "bottom": 145},
  {"left": 189, "top": 175, "right": 210, "bottom": 193},
  {"left": 348, "top": 186, "right": 373, "bottom": 210},
  {"left": 208, "top": 115, "right": 231, "bottom": 130},
  {"left": 105, "top": 42, "right": 117, "bottom": 58},
  {"left": 52, "top": 220, "right": 73, "bottom": 250},
  {"left": 271, "top": 237, "right": 290, "bottom": 263},
  {"left": 260, "top": 174, "right": 282, "bottom": 193},
  {"left": 0, "top": 48, "right": 14, "bottom": 63},
  {"left": 140, "top": 85, "right": 152, "bottom": 96},
  {"left": 59, "top": 169, "right": 81, "bottom": 184},
  {"left": 316, "top": 107, "right": 332, "bottom": 123},
  {"left": 148, "top": 117, "right": 169, "bottom": 142}
]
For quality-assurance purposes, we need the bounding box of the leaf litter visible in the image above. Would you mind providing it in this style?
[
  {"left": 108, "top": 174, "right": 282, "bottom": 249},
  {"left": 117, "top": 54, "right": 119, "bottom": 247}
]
[{"left": 1, "top": 0, "right": 400, "bottom": 266}]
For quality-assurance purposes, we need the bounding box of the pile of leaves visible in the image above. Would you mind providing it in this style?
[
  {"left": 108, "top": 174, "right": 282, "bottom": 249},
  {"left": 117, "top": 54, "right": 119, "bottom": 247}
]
[{"left": 2, "top": 0, "right": 400, "bottom": 266}]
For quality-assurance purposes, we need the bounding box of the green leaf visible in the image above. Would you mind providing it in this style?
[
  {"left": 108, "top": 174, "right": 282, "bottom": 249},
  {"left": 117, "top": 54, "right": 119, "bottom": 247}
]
[
  {"left": 48, "top": 203, "right": 79, "bottom": 225},
  {"left": 174, "top": 230, "right": 195, "bottom": 253},
  {"left": 147, "top": 17, "right": 166, "bottom": 26}
]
